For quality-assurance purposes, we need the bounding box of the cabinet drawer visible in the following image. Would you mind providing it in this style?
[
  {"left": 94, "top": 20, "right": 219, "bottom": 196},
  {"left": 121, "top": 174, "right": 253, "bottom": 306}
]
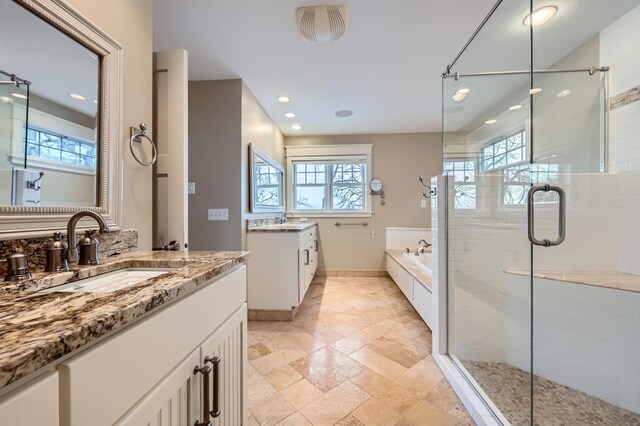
[
  {"left": 59, "top": 266, "right": 246, "bottom": 426},
  {"left": 298, "top": 226, "right": 317, "bottom": 247},
  {"left": 396, "top": 267, "right": 413, "bottom": 301},
  {"left": 0, "top": 372, "right": 59, "bottom": 426},
  {"left": 413, "top": 280, "right": 432, "bottom": 329}
]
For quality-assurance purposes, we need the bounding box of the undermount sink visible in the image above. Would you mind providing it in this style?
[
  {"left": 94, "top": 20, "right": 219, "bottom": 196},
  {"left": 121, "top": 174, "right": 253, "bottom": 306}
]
[{"left": 40, "top": 268, "right": 173, "bottom": 293}]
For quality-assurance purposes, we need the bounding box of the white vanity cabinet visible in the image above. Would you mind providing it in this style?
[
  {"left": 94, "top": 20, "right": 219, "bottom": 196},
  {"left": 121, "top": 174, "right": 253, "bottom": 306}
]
[
  {"left": 248, "top": 225, "right": 318, "bottom": 314},
  {"left": 0, "top": 372, "right": 59, "bottom": 426},
  {"left": 386, "top": 254, "right": 433, "bottom": 329},
  {"left": 58, "top": 266, "right": 247, "bottom": 426}
]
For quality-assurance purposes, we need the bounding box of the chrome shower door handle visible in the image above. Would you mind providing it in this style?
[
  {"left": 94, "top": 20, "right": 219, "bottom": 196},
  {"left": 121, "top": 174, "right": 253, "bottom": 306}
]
[{"left": 527, "top": 184, "right": 566, "bottom": 247}]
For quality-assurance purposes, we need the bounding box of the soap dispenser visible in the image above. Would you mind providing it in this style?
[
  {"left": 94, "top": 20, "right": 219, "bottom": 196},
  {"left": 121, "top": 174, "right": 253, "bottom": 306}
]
[
  {"left": 44, "top": 232, "right": 70, "bottom": 272},
  {"left": 78, "top": 230, "right": 100, "bottom": 265}
]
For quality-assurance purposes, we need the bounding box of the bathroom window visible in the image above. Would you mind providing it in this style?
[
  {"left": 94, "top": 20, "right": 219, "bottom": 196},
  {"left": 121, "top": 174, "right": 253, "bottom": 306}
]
[
  {"left": 443, "top": 161, "right": 476, "bottom": 209},
  {"left": 285, "top": 144, "right": 372, "bottom": 216},
  {"left": 292, "top": 161, "right": 366, "bottom": 211},
  {"left": 503, "top": 163, "right": 559, "bottom": 206},
  {"left": 24, "top": 127, "right": 97, "bottom": 170},
  {"left": 481, "top": 131, "right": 526, "bottom": 172}
]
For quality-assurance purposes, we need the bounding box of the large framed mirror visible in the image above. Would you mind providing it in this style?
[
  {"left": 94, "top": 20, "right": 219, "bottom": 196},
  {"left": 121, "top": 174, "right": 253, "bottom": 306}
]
[
  {"left": 249, "top": 143, "right": 285, "bottom": 213},
  {"left": 0, "top": 0, "right": 123, "bottom": 236}
]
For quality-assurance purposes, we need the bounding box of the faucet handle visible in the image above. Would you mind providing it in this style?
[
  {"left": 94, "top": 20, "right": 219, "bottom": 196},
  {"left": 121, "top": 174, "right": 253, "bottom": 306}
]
[
  {"left": 78, "top": 230, "right": 100, "bottom": 265},
  {"left": 2, "top": 253, "right": 32, "bottom": 281}
]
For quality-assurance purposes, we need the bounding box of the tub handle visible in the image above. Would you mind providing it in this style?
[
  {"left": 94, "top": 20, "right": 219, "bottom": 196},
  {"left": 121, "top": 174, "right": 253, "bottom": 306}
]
[{"left": 527, "top": 184, "right": 566, "bottom": 247}]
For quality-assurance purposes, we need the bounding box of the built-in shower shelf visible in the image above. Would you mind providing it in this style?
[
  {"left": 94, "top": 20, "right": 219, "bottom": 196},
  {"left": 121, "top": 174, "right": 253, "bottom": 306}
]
[{"left": 504, "top": 270, "right": 640, "bottom": 293}]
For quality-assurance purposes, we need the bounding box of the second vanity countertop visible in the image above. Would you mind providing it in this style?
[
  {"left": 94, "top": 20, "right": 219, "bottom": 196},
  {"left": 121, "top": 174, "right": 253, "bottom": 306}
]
[
  {"left": 247, "top": 222, "right": 317, "bottom": 232},
  {"left": 0, "top": 250, "right": 248, "bottom": 391}
]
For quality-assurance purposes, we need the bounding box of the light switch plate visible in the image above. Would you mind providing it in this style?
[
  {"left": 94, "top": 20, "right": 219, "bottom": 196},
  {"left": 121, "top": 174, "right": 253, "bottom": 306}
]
[
  {"left": 421, "top": 199, "right": 427, "bottom": 208},
  {"left": 208, "top": 208, "right": 229, "bottom": 221},
  {"left": 188, "top": 182, "right": 195, "bottom": 194}
]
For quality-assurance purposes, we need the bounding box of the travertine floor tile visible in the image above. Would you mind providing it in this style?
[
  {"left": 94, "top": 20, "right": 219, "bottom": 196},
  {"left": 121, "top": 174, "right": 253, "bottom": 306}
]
[
  {"left": 352, "top": 397, "right": 402, "bottom": 426},
  {"left": 280, "top": 378, "right": 324, "bottom": 410},
  {"left": 290, "top": 346, "right": 365, "bottom": 392},
  {"left": 349, "top": 347, "right": 407, "bottom": 381},
  {"left": 275, "top": 411, "right": 313, "bottom": 426},
  {"left": 247, "top": 277, "right": 472, "bottom": 425},
  {"left": 251, "top": 392, "right": 297, "bottom": 425},
  {"left": 300, "top": 381, "right": 370, "bottom": 425}
]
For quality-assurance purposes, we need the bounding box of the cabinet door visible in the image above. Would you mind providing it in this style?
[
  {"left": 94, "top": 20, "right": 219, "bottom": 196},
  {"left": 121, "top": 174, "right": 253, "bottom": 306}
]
[
  {"left": 200, "top": 304, "right": 248, "bottom": 426},
  {"left": 0, "top": 372, "right": 59, "bottom": 426},
  {"left": 114, "top": 349, "right": 200, "bottom": 426}
]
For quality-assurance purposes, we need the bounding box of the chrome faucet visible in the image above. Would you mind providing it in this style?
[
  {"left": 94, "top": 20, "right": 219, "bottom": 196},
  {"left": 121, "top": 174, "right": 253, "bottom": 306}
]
[
  {"left": 415, "top": 239, "right": 432, "bottom": 255},
  {"left": 66, "top": 210, "right": 109, "bottom": 264}
]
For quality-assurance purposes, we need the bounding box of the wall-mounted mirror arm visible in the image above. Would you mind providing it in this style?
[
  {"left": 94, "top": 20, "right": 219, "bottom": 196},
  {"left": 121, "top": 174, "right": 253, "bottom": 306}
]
[{"left": 370, "top": 179, "right": 385, "bottom": 206}]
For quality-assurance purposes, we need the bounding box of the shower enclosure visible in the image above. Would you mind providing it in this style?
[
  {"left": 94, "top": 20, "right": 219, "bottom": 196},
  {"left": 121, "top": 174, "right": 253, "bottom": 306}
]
[{"left": 441, "top": 1, "right": 640, "bottom": 424}]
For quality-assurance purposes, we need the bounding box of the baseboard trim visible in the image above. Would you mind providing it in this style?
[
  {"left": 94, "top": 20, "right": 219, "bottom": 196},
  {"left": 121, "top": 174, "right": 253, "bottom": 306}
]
[
  {"left": 248, "top": 307, "right": 298, "bottom": 321},
  {"left": 315, "top": 270, "right": 390, "bottom": 278}
]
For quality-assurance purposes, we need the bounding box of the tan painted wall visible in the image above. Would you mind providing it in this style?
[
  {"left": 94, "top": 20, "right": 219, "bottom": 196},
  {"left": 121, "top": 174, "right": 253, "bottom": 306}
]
[
  {"left": 188, "top": 80, "right": 243, "bottom": 251},
  {"left": 285, "top": 133, "right": 442, "bottom": 272},
  {"left": 65, "top": 0, "right": 154, "bottom": 249}
]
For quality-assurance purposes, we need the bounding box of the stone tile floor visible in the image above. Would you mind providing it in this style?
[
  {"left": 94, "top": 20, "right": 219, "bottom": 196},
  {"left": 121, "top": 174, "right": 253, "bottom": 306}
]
[{"left": 247, "top": 276, "right": 474, "bottom": 425}]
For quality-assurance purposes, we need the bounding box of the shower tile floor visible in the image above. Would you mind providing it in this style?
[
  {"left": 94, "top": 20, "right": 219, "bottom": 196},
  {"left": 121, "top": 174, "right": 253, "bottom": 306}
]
[
  {"left": 464, "top": 361, "right": 640, "bottom": 426},
  {"left": 247, "top": 276, "right": 474, "bottom": 425}
]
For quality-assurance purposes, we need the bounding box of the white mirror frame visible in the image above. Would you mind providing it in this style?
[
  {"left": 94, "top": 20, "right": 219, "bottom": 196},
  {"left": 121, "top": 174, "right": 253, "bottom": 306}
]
[
  {"left": 0, "top": 0, "right": 123, "bottom": 238},
  {"left": 248, "top": 143, "right": 285, "bottom": 214}
]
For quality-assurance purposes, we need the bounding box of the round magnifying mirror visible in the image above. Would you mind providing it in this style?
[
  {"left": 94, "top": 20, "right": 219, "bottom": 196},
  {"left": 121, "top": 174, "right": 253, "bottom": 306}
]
[{"left": 370, "top": 179, "right": 383, "bottom": 192}]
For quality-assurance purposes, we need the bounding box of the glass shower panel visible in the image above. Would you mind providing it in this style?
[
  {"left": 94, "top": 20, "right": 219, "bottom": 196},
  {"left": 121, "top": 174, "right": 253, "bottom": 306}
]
[
  {"left": 0, "top": 80, "right": 28, "bottom": 204},
  {"left": 443, "top": 0, "right": 533, "bottom": 423},
  {"left": 530, "top": 1, "right": 640, "bottom": 424}
]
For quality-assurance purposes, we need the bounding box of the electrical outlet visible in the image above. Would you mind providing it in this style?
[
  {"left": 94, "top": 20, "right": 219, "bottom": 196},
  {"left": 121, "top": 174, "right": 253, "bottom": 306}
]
[
  {"left": 421, "top": 199, "right": 427, "bottom": 208},
  {"left": 208, "top": 208, "right": 228, "bottom": 221},
  {"left": 188, "top": 182, "right": 195, "bottom": 194}
]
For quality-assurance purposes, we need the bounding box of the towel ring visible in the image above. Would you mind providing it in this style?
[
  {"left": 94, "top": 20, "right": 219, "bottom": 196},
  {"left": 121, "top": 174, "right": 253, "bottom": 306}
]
[{"left": 129, "top": 123, "right": 157, "bottom": 166}]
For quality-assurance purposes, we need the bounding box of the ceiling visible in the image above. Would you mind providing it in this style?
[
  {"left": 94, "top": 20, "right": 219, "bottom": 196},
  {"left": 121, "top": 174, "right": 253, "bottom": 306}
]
[{"left": 153, "top": 0, "right": 497, "bottom": 136}]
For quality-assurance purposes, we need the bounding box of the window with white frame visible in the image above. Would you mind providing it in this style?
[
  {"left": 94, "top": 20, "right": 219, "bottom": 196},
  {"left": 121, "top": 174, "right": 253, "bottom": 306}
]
[
  {"left": 286, "top": 144, "right": 372, "bottom": 215},
  {"left": 24, "top": 127, "right": 97, "bottom": 170},
  {"left": 504, "top": 163, "right": 559, "bottom": 205},
  {"left": 481, "top": 131, "right": 526, "bottom": 172},
  {"left": 443, "top": 160, "right": 476, "bottom": 209}
]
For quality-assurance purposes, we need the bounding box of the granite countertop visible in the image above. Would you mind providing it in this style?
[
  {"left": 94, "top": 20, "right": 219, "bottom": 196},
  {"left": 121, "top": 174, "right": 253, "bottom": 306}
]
[
  {"left": 0, "top": 250, "right": 248, "bottom": 391},
  {"left": 247, "top": 222, "right": 317, "bottom": 232},
  {"left": 386, "top": 249, "right": 432, "bottom": 290},
  {"left": 504, "top": 269, "right": 640, "bottom": 293}
]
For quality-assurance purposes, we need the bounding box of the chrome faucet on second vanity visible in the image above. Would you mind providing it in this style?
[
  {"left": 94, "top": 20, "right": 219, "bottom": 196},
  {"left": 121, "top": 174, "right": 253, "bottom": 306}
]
[{"left": 66, "top": 210, "right": 109, "bottom": 265}]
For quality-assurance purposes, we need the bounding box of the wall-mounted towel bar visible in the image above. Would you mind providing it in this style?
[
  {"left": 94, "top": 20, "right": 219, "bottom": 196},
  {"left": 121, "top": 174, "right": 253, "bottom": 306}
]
[{"left": 335, "top": 221, "right": 368, "bottom": 227}]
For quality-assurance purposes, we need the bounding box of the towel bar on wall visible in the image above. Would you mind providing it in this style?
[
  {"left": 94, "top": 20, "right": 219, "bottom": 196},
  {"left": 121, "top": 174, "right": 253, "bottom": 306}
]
[{"left": 335, "top": 221, "right": 368, "bottom": 227}]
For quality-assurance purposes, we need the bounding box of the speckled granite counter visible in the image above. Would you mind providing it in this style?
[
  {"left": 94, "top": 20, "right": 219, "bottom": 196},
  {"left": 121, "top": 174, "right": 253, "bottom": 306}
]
[
  {"left": 0, "top": 250, "right": 248, "bottom": 391},
  {"left": 504, "top": 270, "right": 640, "bottom": 293},
  {"left": 247, "top": 222, "right": 317, "bottom": 232},
  {"left": 386, "top": 249, "right": 432, "bottom": 290}
]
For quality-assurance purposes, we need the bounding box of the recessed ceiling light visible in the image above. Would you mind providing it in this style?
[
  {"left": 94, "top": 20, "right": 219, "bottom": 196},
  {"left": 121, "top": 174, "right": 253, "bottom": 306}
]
[
  {"left": 485, "top": 119, "right": 498, "bottom": 125},
  {"left": 277, "top": 96, "right": 290, "bottom": 103},
  {"left": 509, "top": 104, "right": 523, "bottom": 111},
  {"left": 70, "top": 93, "right": 86, "bottom": 101},
  {"left": 529, "top": 87, "right": 543, "bottom": 95},
  {"left": 523, "top": 6, "right": 557, "bottom": 27},
  {"left": 451, "top": 88, "right": 470, "bottom": 102},
  {"left": 291, "top": 124, "right": 302, "bottom": 130},
  {"left": 11, "top": 93, "right": 27, "bottom": 99},
  {"left": 556, "top": 89, "right": 571, "bottom": 98},
  {"left": 335, "top": 110, "right": 353, "bottom": 117},
  {"left": 285, "top": 112, "right": 296, "bottom": 118}
]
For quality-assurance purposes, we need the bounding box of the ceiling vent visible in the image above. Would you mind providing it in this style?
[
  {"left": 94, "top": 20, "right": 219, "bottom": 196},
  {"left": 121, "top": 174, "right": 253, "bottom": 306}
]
[{"left": 296, "top": 6, "right": 348, "bottom": 42}]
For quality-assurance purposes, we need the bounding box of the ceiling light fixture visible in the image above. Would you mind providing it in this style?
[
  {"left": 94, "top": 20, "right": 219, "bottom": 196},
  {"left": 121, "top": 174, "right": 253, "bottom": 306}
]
[
  {"left": 291, "top": 124, "right": 302, "bottom": 130},
  {"left": 451, "top": 88, "right": 470, "bottom": 102},
  {"left": 277, "top": 96, "right": 290, "bottom": 103},
  {"left": 509, "top": 104, "right": 523, "bottom": 111},
  {"left": 523, "top": 6, "right": 557, "bottom": 27},
  {"left": 285, "top": 112, "right": 296, "bottom": 118},
  {"left": 70, "top": 93, "right": 86, "bottom": 101},
  {"left": 556, "top": 89, "right": 571, "bottom": 98},
  {"left": 11, "top": 93, "right": 27, "bottom": 99},
  {"left": 485, "top": 119, "right": 498, "bottom": 125},
  {"left": 529, "top": 87, "right": 543, "bottom": 95},
  {"left": 335, "top": 110, "right": 353, "bottom": 117}
]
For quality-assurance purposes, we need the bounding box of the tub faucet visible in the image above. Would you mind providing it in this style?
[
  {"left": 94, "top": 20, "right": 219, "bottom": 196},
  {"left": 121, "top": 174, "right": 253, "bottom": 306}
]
[
  {"left": 66, "top": 210, "right": 109, "bottom": 264},
  {"left": 416, "top": 239, "right": 431, "bottom": 255}
]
